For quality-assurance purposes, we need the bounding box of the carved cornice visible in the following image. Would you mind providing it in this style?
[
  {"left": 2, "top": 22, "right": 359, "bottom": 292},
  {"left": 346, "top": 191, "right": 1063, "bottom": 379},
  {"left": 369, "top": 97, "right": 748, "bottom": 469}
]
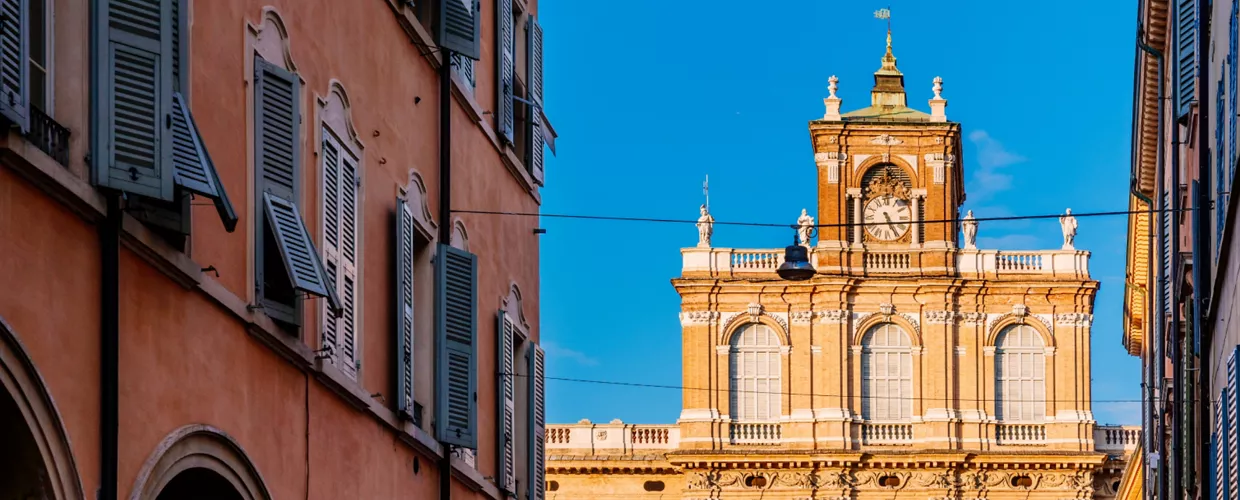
[
  {"left": 925, "top": 310, "right": 956, "bottom": 324},
  {"left": 958, "top": 312, "right": 987, "bottom": 325},
  {"left": 790, "top": 311, "right": 815, "bottom": 325},
  {"left": 817, "top": 310, "right": 850, "bottom": 324},
  {"left": 680, "top": 311, "right": 719, "bottom": 326},
  {"left": 1055, "top": 313, "right": 1093, "bottom": 327}
]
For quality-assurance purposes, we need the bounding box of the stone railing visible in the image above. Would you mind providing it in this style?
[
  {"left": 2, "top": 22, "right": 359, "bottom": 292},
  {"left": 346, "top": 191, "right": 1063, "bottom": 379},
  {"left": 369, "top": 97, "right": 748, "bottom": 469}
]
[
  {"left": 995, "top": 423, "right": 1047, "bottom": 445},
  {"left": 682, "top": 247, "right": 1090, "bottom": 280},
  {"left": 1094, "top": 425, "right": 1141, "bottom": 454},
  {"left": 728, "top": 421, "right": 782, "bottom": 445},
  {"left": 860, "top": 423, "right": 914, "bottom": 445},
  {"left": 864, "top": 251, "right": 911, "bottom": 271},
  {"left": 545, "top": 420, "right": 679, "bottom": 452}
]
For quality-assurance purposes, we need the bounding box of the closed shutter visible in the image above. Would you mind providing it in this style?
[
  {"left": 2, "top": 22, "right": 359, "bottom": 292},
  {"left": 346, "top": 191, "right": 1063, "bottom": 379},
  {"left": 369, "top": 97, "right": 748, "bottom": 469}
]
[
  {"left": 495, "top": 0, "right": 514, "bottom": 143},
  {"left": 261, "top": 192, "right": 340, "bottom": 313},
  {"left": 1217, "top": 396, "right": 1228, "bottom": 500},
  {"left": 435, "top": 243, "right": 478, "bottom": 448},
  {"left": 320, "top": 132, "right": 360, "bottom": 379},
  {"left": 1220, "top": 82, "right": 1228, "bottom": 261},
  {"left": 395, "top": 198, "right": 416, "bottom": 419},
  {"left": 170, "top": 0, "right": 183, "bottom": 92},
  {"left": 525, "top": 17, "right": 545, "bottom": 185},
  {"left": 92, "top": 0, "right": 175, "bottom": 201},
  {"left": 527, "top": 343, "right": 546, "bottom": 500},
  {"left": 0, "top": 0, "right": 29, "bottom": 131},
  {"left": 1161, "top": 191, "right": 1172, "bottom": 317},
  {"left": 1175, "top": 0, "right": 1196, "bottom": 119},
  {"left": 170, "top": 92, "right": 237, "bottom": 231},
  {"left": 1231, "top": 1, "right": 1238, "bottom": 183},
  {"left": 436, "top": 0, "right": 479, "bottom": 60},
  {"left": 1229, "top": 347, "right": 1239, "bottom": 496},
  {"left": 496, "top": 312, "right": 517, "bottom": 494}
]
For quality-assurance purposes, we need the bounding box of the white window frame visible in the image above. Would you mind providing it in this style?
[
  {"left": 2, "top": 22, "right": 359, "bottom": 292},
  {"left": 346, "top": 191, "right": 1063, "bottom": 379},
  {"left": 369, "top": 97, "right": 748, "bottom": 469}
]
[
  {"left": 728, "top": 323, "right": 782, "bottom": 422},
  {"left": 860, "top": 323, "right": 913, "bottom": 421},
  {"left": 995, "top": 324, "right": 1046, "bottom": 422}
]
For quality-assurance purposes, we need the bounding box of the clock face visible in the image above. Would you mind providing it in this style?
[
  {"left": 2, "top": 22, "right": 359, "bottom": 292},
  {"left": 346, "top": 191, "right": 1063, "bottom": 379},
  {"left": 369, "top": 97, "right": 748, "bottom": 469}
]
[{"left": 863, "top": 195, "right": 912, "bottom": 241}]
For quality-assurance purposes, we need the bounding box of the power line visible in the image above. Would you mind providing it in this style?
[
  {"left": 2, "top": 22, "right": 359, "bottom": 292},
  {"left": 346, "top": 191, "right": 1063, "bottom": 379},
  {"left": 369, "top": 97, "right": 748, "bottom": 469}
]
[
  {"left": 502, "top": 373, "right": 1185, "bottom": 405},
  {"left": 453, "top": 206, "right": 1198, "bottom": 231}
]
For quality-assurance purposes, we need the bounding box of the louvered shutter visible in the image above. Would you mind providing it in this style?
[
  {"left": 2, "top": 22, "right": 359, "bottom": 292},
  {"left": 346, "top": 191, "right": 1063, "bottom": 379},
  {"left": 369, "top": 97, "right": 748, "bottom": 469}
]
[
  {"left": 1175, "top": 0, "right": 1196, "bottom": 119},
  {"left": 436, "top": 0, "right": 479, "bottom": 60},
  {"left": 495, "top": 0, "right": 514, "bottom": 143},
  {"left": 1230, "top": 2, "right": 1238, "bottom": 180},
  {"left": 1217, "top": 396, "right": 1228, "bottom": 500},
  {"left": 527, "top": 343, "right": 546, "bottom": 500},
  {"left": 1161, "top": 192, "right": 1172, "bottom": 316},
  {"left": 170, "top": 0, "right": 183, "bottom": 92},
  {"left": 435, "top": 243, "right": 478, "bottom": 448},
  {"left": 1229, "top": 347, "right": 1239, "bottom": 496},
  {"left": 92, "top": 0, "right": 175, "bottom": 201},
  {"left": 254, "top": 57, "right": 299, "bottom": 200},
  {"left": 261, "top": 192, "right": 341, "bottom": 313},
  {"left": 0, "top": 0, "right": 29, "bottom": 131},
  {"left": 169, "top": 92, "right": 237, "bottom": 231},
  {"left": 496, "top": 312, "right": 517, "bottom": 494},
  {"left": 320, "top": 133, "right": 359, "bottom": 378},
  {"left": 396, "top": 198, "right": 417, "bottom": 419},
  {"left": 525, "top": 17, "right": 545, "bottom": 185}
]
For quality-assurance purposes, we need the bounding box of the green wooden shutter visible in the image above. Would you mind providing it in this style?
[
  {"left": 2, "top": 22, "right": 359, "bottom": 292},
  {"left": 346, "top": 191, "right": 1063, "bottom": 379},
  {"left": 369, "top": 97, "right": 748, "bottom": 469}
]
[
  {"left": 1175, "top": 0, "right": 1196, "bottom": 119},
  {"left": 496, "top": 312, "right": 516, "bottom": 494},
  {"left": 495, "top": 0, "right": 514, "bottom": 144},
  {"left": 0, "top": 0, "right": 29, "bottom": 131},
  {"left": 261, "top": 191, "right": 341, "bottom": 313},
  {"left": 525, "top": 16, "right": 544, "bottom": 185},
  {"left": 395, "top": 199, "right": 417, "bottom": 420},
  {"left": 254, "top": 56, "right": 299, "bottom": 200},
  {"left": 170, "top": 92, "right": 236, "bottom": 231},
  {"left": 92, "top": 0, "right": 175, "bottom": 201},
  {"left": 527, "top": 343, "right": 545, "bottom": 500},
  {"left": 170, "top": 0, "right": 184, "bottom": 93},
  {"left": 436, "top": 0, "right": 479, "bottom": 60},
  {"left": 1229, "top": 347, "right": 1239, "bottom": 496},
  {"left": 435, "top": 243, "right": 478, "bottom": 448}
]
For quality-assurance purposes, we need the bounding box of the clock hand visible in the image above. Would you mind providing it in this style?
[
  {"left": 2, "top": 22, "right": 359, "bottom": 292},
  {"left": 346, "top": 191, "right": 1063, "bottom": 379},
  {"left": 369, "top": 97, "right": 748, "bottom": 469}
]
[{"left": 883, "top": 212, "right": 895, "bottom": 232}]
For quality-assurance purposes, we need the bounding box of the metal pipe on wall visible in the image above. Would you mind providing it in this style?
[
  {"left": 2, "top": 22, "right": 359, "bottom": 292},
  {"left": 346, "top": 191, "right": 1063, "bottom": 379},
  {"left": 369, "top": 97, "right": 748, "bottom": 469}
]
[
  {"left": 100, "top": 193, "right": 120, "bottom": 500},
  {"left": 1136, "top": 36, "right": 1165, "bottom": 500},
  {"left": 438, "top": 47, "right": 454, "bottom": 500}
]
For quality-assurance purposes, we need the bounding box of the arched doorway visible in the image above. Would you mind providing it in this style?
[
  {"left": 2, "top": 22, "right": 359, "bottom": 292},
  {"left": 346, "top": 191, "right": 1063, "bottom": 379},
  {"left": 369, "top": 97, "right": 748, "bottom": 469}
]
[
  {"left": 0, "top": 316, "right": 85, "bottom": 500},
  {"left": 156, "top": 468, "right": 244, "bottom": 500}
]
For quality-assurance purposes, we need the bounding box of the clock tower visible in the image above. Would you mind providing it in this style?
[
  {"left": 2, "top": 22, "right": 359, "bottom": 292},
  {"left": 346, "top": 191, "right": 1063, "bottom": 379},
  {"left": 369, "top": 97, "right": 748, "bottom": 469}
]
[{"left": 811, "top": 31, "right": 964, "bottom": 252}]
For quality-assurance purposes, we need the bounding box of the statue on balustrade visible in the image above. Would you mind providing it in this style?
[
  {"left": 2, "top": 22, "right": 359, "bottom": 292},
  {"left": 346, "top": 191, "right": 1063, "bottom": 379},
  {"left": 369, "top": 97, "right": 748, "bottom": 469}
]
[
  {"left": 697, "top": 205, "right": 714, "bottom": 247},
  {"left": 1059, "top": 208, "right": 1077, "bottom": 250},
  {"left": 961, "top": 210, "right": 978, "bottom": 249},
  {"left": 796, "top": 208, "right": 815, "bottom": 246}
]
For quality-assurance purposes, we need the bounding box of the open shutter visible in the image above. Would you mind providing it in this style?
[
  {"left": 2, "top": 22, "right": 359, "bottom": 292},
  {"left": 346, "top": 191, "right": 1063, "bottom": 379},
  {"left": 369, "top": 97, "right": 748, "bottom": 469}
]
[
  {"left": 436, "top": 0, "right": 479, "bottom": 60},
  {"left": 496, "top": 0, "right": 514, "bottom": 143},
  {"left": 1229, "top": 347, "right": 1239, "bottom": 496},
  {"left": 396, "top": 199, "right": 417, "bottom": 419},
  {"left": 320, "top": 136, "right": 341, "bottom": 361},
  {"left": 0, "top": 0, "right": 29, "bottom": 131},
  {"left": 1161, "top": 191, "right": 1172, "bottom": 316},
  {"left": 261, "top": 192, "right": 341, "bottom": 313},
  {"left": 254, "top": 57, "right": 300, "bottom": 200},
  {"left": 339, "top": 149, "right": 359, "bottom": 378},
  {"left": 1218, "top": 395, "right": 1229, "bottom": 500},
  {"left": 525, "top": 17, "right": 545, "bottom": 185},
  {"left": 496, "top": 312, "right": 517, "bottom": 494},
  {"left": 1175, "top": 0, "right": 1196, "bottom": 120},
  {"left": 170, "top": 92, "right": 237, "bottom": 231},
  {"left": 527, "top": 343, "right": 546, "bottom": 500},
  {"left": 92, "top": 0, "right": 175, "bottom": 201},
  {"left": 435, "top": 243, "right": 478, "bottom": 448}
]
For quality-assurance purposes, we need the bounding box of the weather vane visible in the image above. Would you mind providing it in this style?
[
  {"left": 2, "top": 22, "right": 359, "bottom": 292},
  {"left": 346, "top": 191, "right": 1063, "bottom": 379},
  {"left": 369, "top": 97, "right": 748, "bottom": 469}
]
[{"left": 874, "top": 7, "right": 891, "bottom": 32}]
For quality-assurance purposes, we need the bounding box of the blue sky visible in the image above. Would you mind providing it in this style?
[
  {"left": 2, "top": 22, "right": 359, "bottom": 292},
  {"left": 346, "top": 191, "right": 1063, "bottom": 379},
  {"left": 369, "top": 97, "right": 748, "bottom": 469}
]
[{"left": 536, "top": 0, "right": 1140, "bottom": 426}]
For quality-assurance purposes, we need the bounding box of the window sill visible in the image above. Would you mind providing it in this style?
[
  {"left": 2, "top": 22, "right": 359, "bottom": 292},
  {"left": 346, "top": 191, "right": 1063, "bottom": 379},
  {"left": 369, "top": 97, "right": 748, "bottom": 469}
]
[
  {"left": 314, "top": 358, "right": 373, "bottom": 412},
  {"left": 452, "top": 454, "right": 502, "bottom": 500}
]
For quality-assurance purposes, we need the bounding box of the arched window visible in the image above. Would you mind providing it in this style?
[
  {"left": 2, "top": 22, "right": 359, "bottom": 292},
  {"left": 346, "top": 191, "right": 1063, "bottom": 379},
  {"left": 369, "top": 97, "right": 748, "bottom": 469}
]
[
  {"left": 995, "top": 325, "right": 1046, "bottom": 422},
  {"left": 861, "top": 323, "right": 913, "bottom": 421},
  {"left": 729, "top": 324, "right": 781, "bottom": 421}
]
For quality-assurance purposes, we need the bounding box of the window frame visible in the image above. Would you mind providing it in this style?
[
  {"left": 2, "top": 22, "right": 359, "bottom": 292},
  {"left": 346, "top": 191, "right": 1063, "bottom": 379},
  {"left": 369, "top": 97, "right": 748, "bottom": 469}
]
[
  {"left": 860, "top": 322, "right": 914, "bottom": 422},
  {"left": 728, "top": 323, "right": 782, "bottom": 422},
  {"left": 994, "top": 324, "right": 1047, "bottom": 423}
]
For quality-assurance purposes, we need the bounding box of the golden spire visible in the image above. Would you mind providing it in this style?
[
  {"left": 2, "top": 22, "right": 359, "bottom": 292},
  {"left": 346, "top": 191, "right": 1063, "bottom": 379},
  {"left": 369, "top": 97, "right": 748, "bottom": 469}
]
[
  {"left": 878, "top": 29, "right": 899, "bottom": 75},
  {"left": 870, "top": 28, "right": 906, "bottom": 106}
]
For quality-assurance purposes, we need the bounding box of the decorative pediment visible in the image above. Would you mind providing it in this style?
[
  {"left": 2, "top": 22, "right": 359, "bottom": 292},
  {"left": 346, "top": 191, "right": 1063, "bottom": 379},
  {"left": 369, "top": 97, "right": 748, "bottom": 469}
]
[
  {"left": 863, "top": 167, "right": 912, "bottom": 201},
  {"left": 450, "top": 218, "right": 470, "bottom": 251},
  {"left": 403, "top": 170, "right": 438, "bottom": 241},
  {"left": 247, "top": 7, "right": 298, "bottom": 72},
  {"left": 501, "top": 283, "right": 530, "bottom": 334}
]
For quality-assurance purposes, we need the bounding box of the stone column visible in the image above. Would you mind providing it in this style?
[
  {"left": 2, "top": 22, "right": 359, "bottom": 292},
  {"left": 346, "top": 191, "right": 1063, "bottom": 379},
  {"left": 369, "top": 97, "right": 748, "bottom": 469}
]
[{"left": 850, "top": 189, "right": 864, "bottom": 245}]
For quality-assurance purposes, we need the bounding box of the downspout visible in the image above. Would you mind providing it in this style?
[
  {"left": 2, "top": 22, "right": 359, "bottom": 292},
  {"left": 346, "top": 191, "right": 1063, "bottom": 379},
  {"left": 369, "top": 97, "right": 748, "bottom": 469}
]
[
  {"left": 100, "top": 193, "right": 120, "bottom": 500},
  {"left": 1191, "top": 0, "right": 1211, "bottom": 495},
  {"left": 1136, "top": 36, "right": 1164, "bottom": 500},
  {"left": 438, "top": 49, "right": 454, "bottom": 500}
]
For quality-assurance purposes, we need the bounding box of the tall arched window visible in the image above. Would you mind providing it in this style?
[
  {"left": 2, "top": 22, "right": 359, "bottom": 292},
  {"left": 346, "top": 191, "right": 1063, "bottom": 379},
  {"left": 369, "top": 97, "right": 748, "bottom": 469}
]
[
  {"left": 729, "top": 324, "right": 781, "bottom": 421},
  {"left": 995, "top": 324, "right": 1046, "bottom": 422},
  {"left": 861, "top": 323, "right": 913, "bottom": 421}
]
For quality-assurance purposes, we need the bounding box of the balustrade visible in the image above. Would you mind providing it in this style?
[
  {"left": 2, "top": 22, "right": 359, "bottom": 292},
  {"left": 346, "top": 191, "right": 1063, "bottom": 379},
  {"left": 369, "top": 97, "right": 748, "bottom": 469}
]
[
  {"left": 995, "top": 423, "right": 1047, "bottom": 444},
  {"left": 729, "top": 422, "right": 781, "bottom": 445},
  {"left": 861, "top": 423, "right": 914, "bottom": 445}
]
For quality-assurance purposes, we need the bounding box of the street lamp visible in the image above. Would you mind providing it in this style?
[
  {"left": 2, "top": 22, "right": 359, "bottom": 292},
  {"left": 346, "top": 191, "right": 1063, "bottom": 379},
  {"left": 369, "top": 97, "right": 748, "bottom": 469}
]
[{"left": 776, "top": 229, "right": 815, "bottom": 281}]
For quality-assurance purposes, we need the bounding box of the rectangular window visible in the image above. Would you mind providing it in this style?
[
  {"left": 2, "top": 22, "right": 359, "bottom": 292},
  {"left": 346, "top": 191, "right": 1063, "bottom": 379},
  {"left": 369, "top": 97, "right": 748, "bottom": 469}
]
[
  {"left": 254, "top": 56, "right": 339, "bottom": 330},
  {"left": 28, "top": 0, "right": 46, "bottom": 112},
  {"left": 321, "top": 128, "right": 361, "bottom": 378}
]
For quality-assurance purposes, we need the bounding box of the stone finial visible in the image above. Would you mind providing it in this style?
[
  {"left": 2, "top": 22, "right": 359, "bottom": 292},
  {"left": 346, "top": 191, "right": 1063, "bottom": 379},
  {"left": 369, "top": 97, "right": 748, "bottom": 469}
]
[
  {"left": 823, "top": 75, "right": 842, "bottom": 121},
  {"left": 929, "top": 76, "right": 948, "bottom": 122}
]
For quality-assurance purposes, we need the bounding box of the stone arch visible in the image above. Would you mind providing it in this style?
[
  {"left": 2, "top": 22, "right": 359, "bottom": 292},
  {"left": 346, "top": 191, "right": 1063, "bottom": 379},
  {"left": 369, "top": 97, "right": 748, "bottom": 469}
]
[
  {"left": 852, "top": 313, "right": 922, "bottom": 347},
  {"left": 246, "top": 7, "right": 297, "bottom": 72},
  {"left": 403, "top": 169, "right": 438, "bottom": 241},
  {"left": 986, "top": 315, "right": 1055, "bottom": 348},
  {"left": 450, "top": 218, "right": 470, "bottom": 252},
  {"left": 129, "top": 425, "right": 272, "bottom": 500},
  {"left": 852, "top": 159, "right": 916, "bottom": 190},
  {"left": 0, "top": 316, "right": 85, "bottom": 500},
  {"left": 720, "top": 314, "right": 790, "bottom": 347}
]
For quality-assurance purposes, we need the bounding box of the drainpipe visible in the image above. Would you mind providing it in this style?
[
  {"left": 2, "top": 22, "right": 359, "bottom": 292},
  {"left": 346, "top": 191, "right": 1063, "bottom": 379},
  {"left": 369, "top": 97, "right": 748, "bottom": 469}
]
[
  {"left": 1136, "top": 36, "right": 1164, "bottom": 500},
  {"left": 438, "top": 47, "right": 454, "bottom": 500},
  {"left": 1192, "top": 0, "right": 1212, "bottom": 495},
  {"left": 100, "top": 193, "right": 120, "bottom": 500}
]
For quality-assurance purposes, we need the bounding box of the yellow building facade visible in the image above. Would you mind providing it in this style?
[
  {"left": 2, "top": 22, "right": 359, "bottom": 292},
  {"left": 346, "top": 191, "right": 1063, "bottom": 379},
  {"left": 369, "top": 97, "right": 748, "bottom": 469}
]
[{"left": 545, "top": 35, "right": 1139, "bottom": 500}]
